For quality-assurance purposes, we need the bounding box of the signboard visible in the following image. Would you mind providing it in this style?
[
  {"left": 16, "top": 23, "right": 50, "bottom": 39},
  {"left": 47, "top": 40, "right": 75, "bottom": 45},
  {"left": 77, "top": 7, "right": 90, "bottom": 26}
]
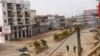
[{"left": 2, "top": 26, "right": 11, "bottom": 34}]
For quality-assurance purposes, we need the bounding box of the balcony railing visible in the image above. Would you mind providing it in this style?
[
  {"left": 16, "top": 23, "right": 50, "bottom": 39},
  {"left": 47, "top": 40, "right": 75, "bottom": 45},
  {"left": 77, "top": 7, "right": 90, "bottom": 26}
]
[
  {"left": 8, "top": 15, "right": 13, "bottom": 17},
  {"left": 87, "top": 44, "right": 100, "bottom": 56},
  {"left": 17, "top": 15, "right": 22, "bottom": 17},
  {"left": 18, "top": 22, "right": 23, "bottom": 25},
  {"left": 8, "top": 18, "right": 13, "bottom": 21},
  {"left": 7, "top": 6, "right": 13, "bottom": 10},
  {"left": 9, "top": 22, "right": 13, "bottom": 25},
  {"left": 25, "top": 14, "right": 30, "bottom": 17},
  {"left": 16, "top": 7, "right": 22, "bottom": 10},
  {"left": 16, "top": 4, "right": 22, "bottom": 10}
]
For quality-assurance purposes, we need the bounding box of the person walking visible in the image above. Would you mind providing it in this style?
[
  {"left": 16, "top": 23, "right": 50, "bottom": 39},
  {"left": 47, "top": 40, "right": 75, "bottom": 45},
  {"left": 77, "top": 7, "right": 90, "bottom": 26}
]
[
  {"left": 73, "top": 46, "right": 76, "bottom": 52},
  {"left": 66, "top": 45, "right": 69, "bottom": 52}
]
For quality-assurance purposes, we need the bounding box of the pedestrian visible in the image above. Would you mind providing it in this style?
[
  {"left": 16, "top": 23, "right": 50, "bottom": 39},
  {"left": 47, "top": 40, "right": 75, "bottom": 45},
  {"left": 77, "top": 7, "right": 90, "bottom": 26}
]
[
  {"left": 73, "top": 46, "right": 76, "bottom": 52},
  {"left": 66, "top": 45, "right": 69, "bottom": 52},
  {"left": 81, "top": 47, "right": 83, "bottom": 53}
]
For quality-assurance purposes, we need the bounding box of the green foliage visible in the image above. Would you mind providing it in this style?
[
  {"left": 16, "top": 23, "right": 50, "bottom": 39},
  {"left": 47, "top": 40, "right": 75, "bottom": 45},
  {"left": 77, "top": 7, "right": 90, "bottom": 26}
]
[
  {"left": 53, "top": 28, "right": 75, "bottom": 41},
  {"left": 62, "top": 30, "right": 68, "bottom": 37},
  {"left": 34, "top": 41, "right": 41, "bottom": 49},
  {"left": 54, "top": 34, "right": 60, "bottom": 40},
  {"left": 41, "top": 39, "right": 47, "bottom": 46},
  {"left": 33, "top": 39, "right": 48, "bottom": 49},
  {"left": 20, "top": 53, "right": 30, "bottom": 56}
]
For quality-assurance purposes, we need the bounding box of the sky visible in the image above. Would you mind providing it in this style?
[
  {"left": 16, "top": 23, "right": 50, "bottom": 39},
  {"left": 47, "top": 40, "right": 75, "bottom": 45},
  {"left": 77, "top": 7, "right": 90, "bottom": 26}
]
[{"left": 30, "top": 0, "right": 98, "bottom": 17}]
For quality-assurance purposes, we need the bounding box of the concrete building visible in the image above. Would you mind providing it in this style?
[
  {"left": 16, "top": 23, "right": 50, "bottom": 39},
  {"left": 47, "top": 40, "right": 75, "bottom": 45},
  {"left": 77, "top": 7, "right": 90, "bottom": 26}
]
[
  {"left": 35, "top": 15, "right": 67, "bottom": 32},
  {"left": 47, "top": 15, "right": 67, "bottom": 30},
  {"left": 75, "top": 14, "right": 86, "bottom": 25},
  {"left": 84, "top": 9, "right": 97, "bottom": 27},
  {"left": 0, "top": 0, "right": 36, "bottom": 40}
]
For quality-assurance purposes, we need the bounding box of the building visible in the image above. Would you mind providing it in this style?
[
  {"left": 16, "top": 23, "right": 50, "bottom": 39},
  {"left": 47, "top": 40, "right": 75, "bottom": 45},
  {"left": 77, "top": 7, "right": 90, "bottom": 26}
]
[
  {"left": 30, "top": 10, "right": 36, "bottom": 25},
  {"left": 84, "top": 9, "right": 97, "bottom": 27},
  {"left": 0, "top": 0, "right": 36, "bottom": 40},
  {"left": 47, "top": 15, "right": 67, "bottom": 30},
  {"left": 75, "top": 14, "right": 86, "bottom": 25},
  {"left": 35, "top": 15, "right": 67, "bottom": 32}
]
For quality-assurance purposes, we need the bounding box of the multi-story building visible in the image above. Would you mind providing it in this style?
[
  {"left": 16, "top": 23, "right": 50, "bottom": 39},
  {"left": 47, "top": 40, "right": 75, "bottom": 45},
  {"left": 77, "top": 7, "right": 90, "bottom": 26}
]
[
  {"left": 75, "top": 14, "right": 86, "bottom": 25},
  {"left": 0, "top": 0, "right": 35, "bottom": 40},
  {"left": 84, "top": 9, "right": 97, "bottom": 27},
  {"left": 47, "top": 15, "right": 67, "bottom": 30},
  {"left": 35, "top": 15, "right": 67, "bottom": 31}
]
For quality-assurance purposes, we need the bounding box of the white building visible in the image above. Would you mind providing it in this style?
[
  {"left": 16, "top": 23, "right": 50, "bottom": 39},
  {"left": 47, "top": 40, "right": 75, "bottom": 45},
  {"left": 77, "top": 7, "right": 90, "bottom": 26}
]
[
  {"left": 0, "top": 0, "right": 35, "bottom": 40},
  {"left": 47, "top": 15, "right": 67, "bottom": 30},
  {"left": 75, "top": 14, "right": 86, "bottom": 25},
  {"left": 84, "top": 9, "right": 97, "bottom": 27}
]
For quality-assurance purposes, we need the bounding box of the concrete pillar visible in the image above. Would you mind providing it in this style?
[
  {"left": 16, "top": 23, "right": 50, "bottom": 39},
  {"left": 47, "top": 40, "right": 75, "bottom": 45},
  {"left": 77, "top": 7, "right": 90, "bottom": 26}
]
[
  {"left": 11, "top": 32, "right": 14, "bottom": 40},
  {"left": 28, "top": 29, "right": 30, "bottom": 37},
  {"left": 20, "top": 30, "right": 23, "bottom": 39},
  {"left": 31, "top": 29, "right": 32, "bottom": 36},
  {"left": 21, "top": 26, "right": 23, "bottom": 39},
  {"left": 24, "top": 30, "right": 27, "bottom": 37},
  {"left": 7, "top": 34, "right": 11, "bottom": 41},
  {"left": 17, "top": 26, "right": 19, "bottom": 39}
]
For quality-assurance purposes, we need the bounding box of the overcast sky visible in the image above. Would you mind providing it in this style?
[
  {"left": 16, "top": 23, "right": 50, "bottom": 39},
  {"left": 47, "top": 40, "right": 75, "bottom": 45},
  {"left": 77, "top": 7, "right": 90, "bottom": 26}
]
[{"left": 30, "top": 0, "right": 98, "bottom": 17}]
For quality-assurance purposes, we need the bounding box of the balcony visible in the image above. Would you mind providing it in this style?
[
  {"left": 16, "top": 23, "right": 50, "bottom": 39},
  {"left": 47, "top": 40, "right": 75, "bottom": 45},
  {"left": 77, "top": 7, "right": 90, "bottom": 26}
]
[
  {"left": 25, "top": 14, "right": 30, "bottom": 17},
  {"left": 8, "top": 11, "right": 13, "bottom": 17},
  {"left": 17, "top": 11, "right": 22, "bottom": 17},
  {"left": 17, "top": 15, "right": 22, "bottom": 17},
  {"left": 9, "top": 22, "right": 13, "bottom": 25},
  {"left": 17, "top": 18, "right": 23, "bottom": 25},
  {"left": 16, "top": 4, "right": 22, "bottom": 10},
  {"left": 18, "top": 22, "right": 23, "bottom": 25},
  {"left": 25, "top": 11, "right": 30, "bottom": 17},
  {"left": 8, "top": 18, "right": 13, "bottom": 21},
  {"left": 25, "top": 18, "right": 29, "bottom": 21},
  {"left": 7, "top": 3, "right": 13, "bottom": 10},
  {"left": 7, "top": 6, "right": 13, "bottom": 10},
  {"left": 25, "top": 22, "right": 30, "bottom": 24},
  {"left": 8, "top": 14, "right": 13, "bottom": 17},
  {"left": 8, "top": 18, "right": 13, "bottom": 25},
  {"left": 25, "top": 18, "right": 30, "bottom": 24}
]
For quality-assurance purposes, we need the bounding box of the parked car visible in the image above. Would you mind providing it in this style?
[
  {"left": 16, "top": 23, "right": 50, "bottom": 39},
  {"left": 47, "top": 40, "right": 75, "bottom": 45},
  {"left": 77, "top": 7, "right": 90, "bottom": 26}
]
[{"left": 90, "top": 29, "right": 97, "bottom": 32}]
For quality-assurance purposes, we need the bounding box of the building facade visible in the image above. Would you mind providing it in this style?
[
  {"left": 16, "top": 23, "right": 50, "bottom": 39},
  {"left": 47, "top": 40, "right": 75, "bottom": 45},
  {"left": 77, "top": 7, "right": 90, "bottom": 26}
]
[
  {"left": 0, "top": 0, "right": 36, "bottom": 40},
  {"left": 47, "top": 15, "right": 67, "bottom": 30},
  {"left": 84, "top": 9, "right": 97, "bottom": 27}
]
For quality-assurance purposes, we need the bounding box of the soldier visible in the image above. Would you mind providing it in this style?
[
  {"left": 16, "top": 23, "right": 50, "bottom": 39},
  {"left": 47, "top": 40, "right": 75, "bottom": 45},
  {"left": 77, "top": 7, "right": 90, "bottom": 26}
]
[
  {"left": 66, "top": 45, "right": 69, "bottom": 52},
  {"left": 73, "top": 46, "right": 76, "bottom": 52}
]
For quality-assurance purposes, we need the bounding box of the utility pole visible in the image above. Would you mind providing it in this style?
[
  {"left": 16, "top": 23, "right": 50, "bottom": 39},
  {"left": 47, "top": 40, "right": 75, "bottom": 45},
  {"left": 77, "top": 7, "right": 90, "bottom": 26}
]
[{"left": 76, "top": 25, "right": 82, "bottom": 56}]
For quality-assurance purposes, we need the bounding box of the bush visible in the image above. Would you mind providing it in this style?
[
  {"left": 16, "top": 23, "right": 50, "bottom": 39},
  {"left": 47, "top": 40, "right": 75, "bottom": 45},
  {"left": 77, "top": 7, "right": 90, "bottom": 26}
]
[
  {"left": 34, "top": 41, "right": 41, "bottom": 49},
  {"left": 41, "top": 39, "right": 47, "bottom": 46},
  {"left": 20, "top": 53, "right": 30, "bottom": 56},
  {"left": 54, "top": 34, "right": 60, "bottom": 40},
  {"left": 62, "top": 30, "right": 68, "bottom": 37}
]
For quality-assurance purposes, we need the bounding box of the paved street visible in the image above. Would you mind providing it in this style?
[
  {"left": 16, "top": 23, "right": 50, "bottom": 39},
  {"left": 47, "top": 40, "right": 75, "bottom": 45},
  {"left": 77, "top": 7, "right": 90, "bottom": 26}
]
[
  {"left": 0, "top": 28, "right": 97, "bottom": 56},
  {"left": 48, "top": 28, "right": 97, "bottom": 56},
  {"left": 33, "top": 28, "right": 97, "bottom": 56}
]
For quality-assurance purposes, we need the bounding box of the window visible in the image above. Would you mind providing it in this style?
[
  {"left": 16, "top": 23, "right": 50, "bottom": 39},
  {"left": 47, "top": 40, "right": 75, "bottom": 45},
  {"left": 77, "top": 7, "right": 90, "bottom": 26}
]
[
  {"left": 4, "top": 20, "right": 6, "bottom": 23},
  {"left": 0, "top": 27, "right": 2, "bottom": 32},
  {"left": 4, "top": 12, "right": 6, "bottom": 15}
]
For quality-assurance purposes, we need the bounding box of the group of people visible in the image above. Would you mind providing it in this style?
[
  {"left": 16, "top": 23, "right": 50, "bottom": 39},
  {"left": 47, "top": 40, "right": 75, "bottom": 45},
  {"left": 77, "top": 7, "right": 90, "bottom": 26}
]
[{"left": 66, "top": 45, "right": 83, "bottom": 52}]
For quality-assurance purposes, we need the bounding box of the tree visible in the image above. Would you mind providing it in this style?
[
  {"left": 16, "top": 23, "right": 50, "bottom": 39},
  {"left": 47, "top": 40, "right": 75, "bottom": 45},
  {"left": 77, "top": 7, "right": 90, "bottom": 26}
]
[
  {"left": 41, "top": 39, "right": 47, "bottom": 46},
  {"left": 33, "top": 41, "right": 41, "bottom": 49},
  {"left": 62, "top": 30, "right": 68, "bottom": 37},
  {"left": 54, "top": 34, "right": 60, "bottom": 40}
]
